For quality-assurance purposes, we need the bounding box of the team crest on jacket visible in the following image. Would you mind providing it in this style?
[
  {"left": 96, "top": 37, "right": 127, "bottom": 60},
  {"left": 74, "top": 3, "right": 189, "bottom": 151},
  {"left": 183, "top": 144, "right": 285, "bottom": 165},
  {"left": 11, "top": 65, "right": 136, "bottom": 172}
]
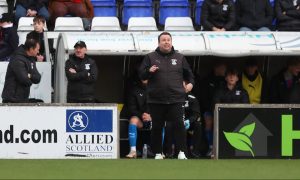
[
  {"left": 85, "top": 64, "right": 90, "bottom": 70},
  {"left": 223, "top": 4, "right": 228, "bottom": 11},
  {"left": 171, "top": 59, "right": 177, "bottom": 65}
]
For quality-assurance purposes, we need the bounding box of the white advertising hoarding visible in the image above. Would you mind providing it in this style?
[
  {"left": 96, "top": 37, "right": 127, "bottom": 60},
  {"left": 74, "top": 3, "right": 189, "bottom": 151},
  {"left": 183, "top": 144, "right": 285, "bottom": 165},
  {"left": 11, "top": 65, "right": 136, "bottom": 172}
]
[{"left": 0, "top": 105, "right": 118, "bottom": 159}]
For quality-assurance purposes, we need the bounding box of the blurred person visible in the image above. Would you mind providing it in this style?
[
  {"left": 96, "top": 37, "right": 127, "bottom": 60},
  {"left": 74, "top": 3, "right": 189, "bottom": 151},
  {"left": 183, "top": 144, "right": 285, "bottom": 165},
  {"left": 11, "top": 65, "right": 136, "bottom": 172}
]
[
  {"left": 0, "top": 13, "right": 19, "bottom": 61},
  {"left": 15, "top": 0, "right": 50, "bottom": 23},
  {"left": 242, "top": 58, "right": 267, "bottom": 104},
  {"left": 236, "top": 0, "right": 273, "bottom": 31},
  {"left": 65, "top": 41, "right": 98, "bottom": 103},
  {"left": 120, "top": 79, "right": 152, "bottom": 158},
  {"left": 201, "top": 0, "right": 236, "bottom": 31},
  {"left": 26, "top": 15, "right": 49, "bottom": 62},
  {"left": 193, "top": 60, "right": 227, "bottom": 156},
  {"left": 2, "top": 38, "right": 42, "bottom": 103},
  {"left": 213, "top": 68, "right": 249, "bottom": 104},
  {"left": 269, "top": 57, "right": 300, "bottom": 103},
  {"left": 48, "top": 0, "right": 94, "bottom": 26},
  {"left": 139, "top": 32, "right": 194, "bottom": 160},
  {"left": 275, "top": 0, "right": 300, "bottom": 31}
]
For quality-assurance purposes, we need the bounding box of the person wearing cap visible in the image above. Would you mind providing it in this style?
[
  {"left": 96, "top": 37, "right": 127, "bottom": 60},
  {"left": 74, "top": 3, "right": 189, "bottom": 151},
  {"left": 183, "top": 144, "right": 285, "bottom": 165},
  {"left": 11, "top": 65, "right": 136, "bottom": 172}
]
[
  {"left": 242, "top": 57, "right": 267, "bottom": 104},
  {"left": 15, "top": 0, "right": 50, "bottom": 23},
  {"left": 65, "top": 41, "right": 98, "bottom": 103},
  {"left": 0, "top": 13, "right": 19, "bottom": 61},
  {"left": 2, "top": 38, "right": 41, "bottom": 103},
  {"left": 213, "top": 68, "right": 249, "bottom": 105}
]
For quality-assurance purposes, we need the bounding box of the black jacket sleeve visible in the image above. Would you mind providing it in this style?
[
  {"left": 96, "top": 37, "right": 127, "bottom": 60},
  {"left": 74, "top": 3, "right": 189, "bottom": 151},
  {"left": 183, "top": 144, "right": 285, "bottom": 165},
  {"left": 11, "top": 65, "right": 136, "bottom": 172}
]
[
  {"left": 86, "top": 59, "right": 98, "bottom": 83},
  {"left": 201, "top": 0, "right": 214, "bottom": 30},
  {"left": 65, "top": 59, "right": 89, "bottom": 81},
  {"left": 186, "top": 94, "right": 201, "bottom": 123},
  {"left": 30, "top": 61, "right": 41, "bottom": 84},
  {"left": 224, "top": 1, "right": 236, "bottom": 30},
  {"left": 12, "top": 59, "right": 32, "bottom": 87},
  {"left": 139, "top": 54, "right": 152, "bottom": 80}
]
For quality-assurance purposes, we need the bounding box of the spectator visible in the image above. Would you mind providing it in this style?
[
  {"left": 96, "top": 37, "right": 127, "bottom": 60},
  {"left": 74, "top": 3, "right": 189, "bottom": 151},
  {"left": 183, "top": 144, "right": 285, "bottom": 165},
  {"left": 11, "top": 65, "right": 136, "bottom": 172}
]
[
  {"left": 139, "top": 32, "right": 194, "bottom": 159},
  {"left": 15, "top": 0, "right": 50, "bottom": 23},
  {"left": 201, "top": 0, "right": 236, "bottom": 31},
  {"left": 26, "top": 15, "right": 53, "bottom": 62},
  {"left": 65, "top": 41, "right": 98, "bottom": 103},
  {"left": 48, "top": 0, "right": 94, "bottom": 26},
  {"left": 269, "top": 57, "right": 300, "bottom": 103},
  {"left": 275, "top": 0, "right": 300, "bottom": 31},
  {"left": 213, "top": 68, "right": 249, "bottom": 105},
  {"left": 236, "top": 0, "right": 273, "bottom": 31},
  {"left": 164, "top": 90, "right": 204, "bottom": 158},
  {"left": 193, "top": 60, "right": 226, "bottom": 157},
  {"left": 0, "top": 13, "right": 19, "bottom": 61},
  {"left": 120, "top": 79, "right": 152, "bottom": 158},
  {"left": 2, "top": 38, "right": 42, "bottom": 103},
  {"left": 242, "top": 58, "right": 267, "bottom": 104}
]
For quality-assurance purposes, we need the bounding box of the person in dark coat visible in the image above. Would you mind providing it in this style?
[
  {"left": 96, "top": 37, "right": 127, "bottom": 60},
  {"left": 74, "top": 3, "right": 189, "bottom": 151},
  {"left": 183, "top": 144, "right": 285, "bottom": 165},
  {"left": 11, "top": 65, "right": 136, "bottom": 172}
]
[
  {"left": 0, "top": 13, "right": 19, "bottom": 61},
  {"left": 213, "top": 68, "right": 250, "bottom": 105},
  {"left": 139, "top": 32, "right": 194, "bottom": 159},
  {"left": 201, "top": 0, "right": 236, "bottom": 31},
  {"left": 275, "top": 0, "right": 300, "bottom": 31},
  {"left": 65, "top": 41, "right": 98, "bottom": 103},
  {"left": 236, "top": 0, "right": 273, "bottom": 31},
  {"left": 2, "top": 38, "right": 41, "bottom": 103},
  {"left": 15, "top": 0, "right": 49, "bottom": 22},
  {"left": 269, "top": 57, "right": 300, "bottom": 103},
  {"left": 120, "top": 79, "right": 152, "bottom": 158}
]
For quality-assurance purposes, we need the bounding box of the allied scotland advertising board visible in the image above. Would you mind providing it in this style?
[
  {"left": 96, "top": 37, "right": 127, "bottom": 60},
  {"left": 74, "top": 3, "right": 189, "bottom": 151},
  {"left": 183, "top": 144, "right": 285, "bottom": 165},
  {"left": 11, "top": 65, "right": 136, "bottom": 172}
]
[
  {"left": 215, "top": 104, "right": 300, "bottom": 159},
  {"left": 0, "top": 105, "right": 118, "bottom": 159}
]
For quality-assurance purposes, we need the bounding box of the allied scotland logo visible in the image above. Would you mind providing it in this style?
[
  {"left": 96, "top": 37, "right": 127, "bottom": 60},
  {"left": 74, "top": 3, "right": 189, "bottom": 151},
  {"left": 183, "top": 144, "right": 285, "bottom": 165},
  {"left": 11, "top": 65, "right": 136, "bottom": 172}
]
[{"left": 68, "top": 111, "right": 89, "bottom": 132}]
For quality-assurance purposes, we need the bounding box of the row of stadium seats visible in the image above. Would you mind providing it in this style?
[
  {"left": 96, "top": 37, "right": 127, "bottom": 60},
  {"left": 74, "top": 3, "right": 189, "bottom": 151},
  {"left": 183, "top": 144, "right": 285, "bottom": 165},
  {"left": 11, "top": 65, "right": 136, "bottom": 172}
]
[{"left": 17, "top": 16, "right": 194, "bottom": 31}]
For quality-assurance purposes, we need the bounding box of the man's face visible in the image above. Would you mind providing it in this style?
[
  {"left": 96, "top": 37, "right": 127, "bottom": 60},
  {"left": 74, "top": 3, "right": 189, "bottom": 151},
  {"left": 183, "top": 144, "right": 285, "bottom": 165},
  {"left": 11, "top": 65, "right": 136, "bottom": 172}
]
[
  {"left": 33, "top": 21, "right": 44, "bottom": 33},
  {"left": 74, "top": 46, "right": 87, "bottom": 59},
  {"left": 245, "top": 65, "right": 258, "bottom": 76},
  {"left": 289, "top": 64, "right": 300, "bottom": 76},
  {"left": 158, "top": 34, "right": 172, "bottom": 53},
  {"left": 226, "top": 74, "right": 239, "bottom": 86},
  {"left": 28, "top": 43, "right": 40, "bottom": 57}
]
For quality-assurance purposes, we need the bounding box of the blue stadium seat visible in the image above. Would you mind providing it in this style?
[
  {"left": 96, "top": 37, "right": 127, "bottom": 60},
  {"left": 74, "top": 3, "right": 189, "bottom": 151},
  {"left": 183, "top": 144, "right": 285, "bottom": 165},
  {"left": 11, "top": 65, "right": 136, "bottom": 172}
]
[
  {"left": 91, "top": 0, "right": 117, "bottom": 17},
  {"left": 195, "top": 0, "right": 204, "bottom": 26},
  {"left": 122, "top": 0, "right": 153, "bottom": 25},
  {"left": 159, "top": 0, "right": 190, "bottom": 25}
]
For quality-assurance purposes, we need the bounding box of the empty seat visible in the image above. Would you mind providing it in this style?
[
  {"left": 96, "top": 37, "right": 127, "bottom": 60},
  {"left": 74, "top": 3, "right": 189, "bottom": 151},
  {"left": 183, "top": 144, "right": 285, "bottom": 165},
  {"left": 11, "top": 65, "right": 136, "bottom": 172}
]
[
  {"left": 91, "top": 17, "right": 121, "bottom": 31},
  {"left": 122, "top": 0, "right": 153, "bottom": 25},
  {"left": 54, "top": 17, "right": 84, "bottom": 31},
  {"left": 164, "top": 17, "right": 194, "bottom": 31},
  {"left": 127, "top": 17, "right": 157, "bottom": 31},
  {"left": 195, "top": 0, "right": 204, "bottom": 26},
  {"left": 91, "top": 0, "right": 117, "bottom": 17},
  {"left": 159, "top": 0, "right": 190, "bottom": 25}
]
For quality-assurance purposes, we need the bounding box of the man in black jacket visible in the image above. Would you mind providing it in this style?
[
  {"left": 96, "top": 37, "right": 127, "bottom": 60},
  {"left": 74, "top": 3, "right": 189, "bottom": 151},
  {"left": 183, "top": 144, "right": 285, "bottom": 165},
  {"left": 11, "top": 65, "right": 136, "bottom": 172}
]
[
  {"left": 0, "top": 13, "right": 19, "bottom": 61},
  {"left": 139, "top": 32, "right": 194, "bottom": 159},
  {"left": 269, "top": 57, "right": 300, "bottom": 103},
  {"left": 15, "top": 0, "right": 49, "bottom": 22},
  {"left": 236, "top": 0, "right": 273, "bottom": 31},
  {"left": 2, "top": 38, "right": 41, "bottom": 103},
  {"left": 65, "top": 41, "right": 98, "bottom": 103},
  {"left": 120, "top": 79, "right": 152, "bottom": 158},
  {"left": 201, "top": 0, "right": 236, "bottom": 31},
  {"left": 275, "top": 0, "right": 300, "bottom": 31}
]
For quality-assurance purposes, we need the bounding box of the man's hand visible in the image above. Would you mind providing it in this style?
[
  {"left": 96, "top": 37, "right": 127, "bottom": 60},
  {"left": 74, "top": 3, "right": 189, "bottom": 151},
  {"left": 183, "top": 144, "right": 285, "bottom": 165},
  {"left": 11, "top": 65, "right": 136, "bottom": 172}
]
[
  {"left": 28, "top": 73, "right": 31, "bottom": 79},
  {"left": 149, "top": 65, "right": 159, "bottom": 73},
  {"left": 142, "top": 113, "right": 151, "bottom": 121},
  {"left": 183, "top": 82, "right": 193, "bottom": 93},
  {"left": 69, "top": 68, "right": 77, "bottom": 74}
]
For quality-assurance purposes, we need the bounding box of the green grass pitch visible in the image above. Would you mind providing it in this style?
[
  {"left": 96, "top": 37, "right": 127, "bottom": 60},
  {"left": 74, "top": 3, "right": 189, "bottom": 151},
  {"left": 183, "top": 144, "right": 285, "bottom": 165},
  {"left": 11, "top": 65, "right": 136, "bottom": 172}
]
[{"left": 0, "top": 159, "right": 299, "bottom": 179}]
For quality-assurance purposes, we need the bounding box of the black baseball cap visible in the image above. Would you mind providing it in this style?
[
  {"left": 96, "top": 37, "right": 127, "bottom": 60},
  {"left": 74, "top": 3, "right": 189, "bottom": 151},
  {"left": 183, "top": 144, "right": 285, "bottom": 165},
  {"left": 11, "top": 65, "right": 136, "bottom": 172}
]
[
  {"left": 0, "top": 13, "right": 13, "bottom": 23},
  {"left": 74, "top": 41, "right": 87, "bottom": 48}
]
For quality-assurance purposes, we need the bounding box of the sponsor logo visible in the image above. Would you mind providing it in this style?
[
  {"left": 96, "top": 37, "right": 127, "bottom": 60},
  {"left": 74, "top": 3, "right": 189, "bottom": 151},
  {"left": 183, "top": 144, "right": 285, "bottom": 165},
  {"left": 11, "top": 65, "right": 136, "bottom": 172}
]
[{"left": 68, "top": 111, "right": 89, "bottom": 132}]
